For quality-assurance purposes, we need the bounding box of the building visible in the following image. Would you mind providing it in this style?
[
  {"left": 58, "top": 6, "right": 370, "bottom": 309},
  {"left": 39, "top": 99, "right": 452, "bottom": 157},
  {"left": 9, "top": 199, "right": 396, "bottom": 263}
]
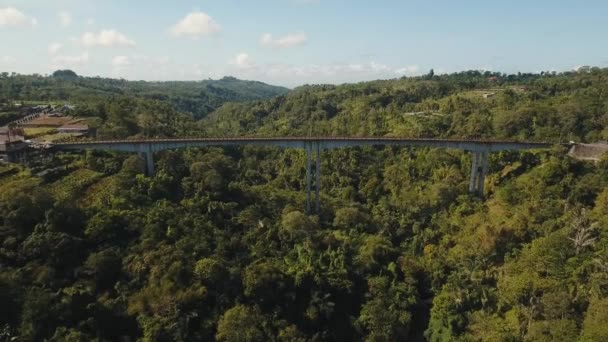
[
  {"left": 0, "top": 128, "right": 28, "bottom": 162},
  {"left": 568, "top": 143, "right": 608, "bottom": 163}
]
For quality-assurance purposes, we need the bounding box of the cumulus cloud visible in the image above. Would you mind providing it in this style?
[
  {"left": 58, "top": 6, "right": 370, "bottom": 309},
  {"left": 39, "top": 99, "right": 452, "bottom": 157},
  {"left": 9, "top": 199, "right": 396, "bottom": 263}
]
[
  {"left": 48, "top": 43, "right": 63, "bottom": 55},
  {"left": 265, "top": 62, "right": 399, "bottom": 78},
  {"left": 370, "top": 61, "right": 390, "bottom": 72},
  {"left": 0, "top": 7, "right": 37, "bottom": 27},
  {"left": 82, "top": 29, "right": 136, "bottom": 47},
  {"left": 231, "top": 53, "right": 255, "bottom": 69},
  {"left": 0, "top": 56, "right": 16, "bottom": 65},
  {"left": 112, "top": 55, "right": 130, "bottom": 66},
  {"left": 395, "top": 65, "right": 420, "bottom": 75},
  {"left": 111, "top": 55, "right": 173, "bottom": 79},
  {"left": 261, "top": 32, "right": 307, "bottom": 48},
  {"left": 227, "top": 60, "right": 424, "bottom": 86},
  {"left": 58, "top": 11, "right": 72, "bottom": 27},
  {"left": 53, "top": 52, "right": 90, "bottom": 67},
  {"left": 170, "top": 11, "right": 220, "bottom": 38}
]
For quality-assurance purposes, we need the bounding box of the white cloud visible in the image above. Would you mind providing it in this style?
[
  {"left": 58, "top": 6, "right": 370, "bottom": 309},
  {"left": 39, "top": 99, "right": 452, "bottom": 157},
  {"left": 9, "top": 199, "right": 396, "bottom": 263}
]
[
  {"left": 370, "top": 61, "right": 390, "bottom": 72},
  {"left": 58, "top": 11, "right": 72, "bottom": 27},
  {"left": 111, "top": 55, "right": 173, "bottom": 79},
  {"left": 48, "top": 43, "right": 63, "bottom": 55},
  {"left": 82, "top": 29, "right": 136, "bottom": 47},
  {"left": 53, "top": 52, "right": 90, "bottom": 67},
  {"left": 0, "top": 56, "right": 16, "bottom": 65},
  {"left": 170, "top": 11, "right": 220, "bottom": 38},
  {"left": 86, "top": 18, "right": 95, "bottom": 26},
  {"left": 231, "top": 53, "right": 254, "bottom": 69},
  {"left": 112, "top": 55, "right": 130, "bottom": 67},
  {"left": 226, "top": 60, "right": 424, "bottom": 86},
  {"left": 261, "top": 32, "right": 307, "bottom": 48},
  {"left": 395, "top": 65, "right": 420, "bottom": 75},
  {"left": 0, "top": 7, "right": 37, "bottom": 27}
]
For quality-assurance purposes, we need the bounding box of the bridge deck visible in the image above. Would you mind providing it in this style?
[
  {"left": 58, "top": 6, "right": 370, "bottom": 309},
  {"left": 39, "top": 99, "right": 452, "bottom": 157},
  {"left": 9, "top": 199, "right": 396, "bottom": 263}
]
[
  {"left": 50, "top": 137, "right": 556, "bottom": 201},
  {"left": 53, "top": 137, "right": 553, "bottom": 153}
]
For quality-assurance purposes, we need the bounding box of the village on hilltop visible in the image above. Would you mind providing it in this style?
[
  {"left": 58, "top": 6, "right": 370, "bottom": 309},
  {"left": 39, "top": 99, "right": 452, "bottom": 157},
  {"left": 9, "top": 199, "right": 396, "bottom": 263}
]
[{"left": 0, "top": 103, "right": 94, "bottom": 162}]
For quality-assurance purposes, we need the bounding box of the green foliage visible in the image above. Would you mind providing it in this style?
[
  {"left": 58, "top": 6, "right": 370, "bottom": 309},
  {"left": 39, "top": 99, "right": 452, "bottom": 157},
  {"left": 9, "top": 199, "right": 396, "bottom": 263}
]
[
  {"left": 203, "top": 69, "right": 608, "bottom": 142},
  {"left": 2, "top": 69, "right": 608, "bottom": 340},
  {"left": 52, "top": 70, "right": 79, "bottom": 79},
  {"left": 580, "top": 298, "right": 608, "bottom": 341},
  {"left": 216, "top": 305, "right": 268, "bottom": 342},
  {"left": 0, "top": 73, "right": 288, "bottom": 125},
  {"left": 355, "top": 276, "right": 417, "bottom": 341}
]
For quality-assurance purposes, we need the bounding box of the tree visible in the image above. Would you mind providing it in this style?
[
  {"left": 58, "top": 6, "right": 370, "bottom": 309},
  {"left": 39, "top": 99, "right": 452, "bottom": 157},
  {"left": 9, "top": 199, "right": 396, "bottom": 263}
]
[
  {"left": 52, "top": 70, "right": 79, "bottom": 79},
  {"left": 216, "top": 305, "right": 268, "bottom": 342},
  {"left": 280, "top": 210, "right": 314, "bottom": 242},
  {"left": 525, "top": 319, "right": 578, "bottom": 342},
  {"left": 568, "top": 209, "right": 598, "bottom": 255},
  {"left": 580, "top": 298, "right": 608, "bottom": 341},
  {"left": 84, "top": 249, "right": 122, "bottom": 290},
  {"left": 356, "top": 276, "right": 417, "bottom": 341}
]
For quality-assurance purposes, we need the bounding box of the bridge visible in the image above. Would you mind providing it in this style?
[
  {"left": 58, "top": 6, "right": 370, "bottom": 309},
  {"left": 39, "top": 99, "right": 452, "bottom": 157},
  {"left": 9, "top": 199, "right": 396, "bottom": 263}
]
[{"left": 52, "top": 137, "right": 554, "bottom": 212}]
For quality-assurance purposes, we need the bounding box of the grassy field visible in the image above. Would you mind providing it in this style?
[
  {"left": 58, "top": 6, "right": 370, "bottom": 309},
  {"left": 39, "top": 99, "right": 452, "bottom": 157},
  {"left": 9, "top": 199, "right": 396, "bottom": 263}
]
[
  {"left": 35, "top": 133, "right": 80, "bottom": 142},
  {"left": 23, "top": 127, "right": 57, "bottom": 138}
]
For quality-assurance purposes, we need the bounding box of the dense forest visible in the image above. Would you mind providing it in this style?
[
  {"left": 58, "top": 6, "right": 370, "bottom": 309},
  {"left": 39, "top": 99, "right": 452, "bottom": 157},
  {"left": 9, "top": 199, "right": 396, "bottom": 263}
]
[
  {"left": 1, "top": 69, "right": 608, "bottom": 341},
  {"left": 204, "top": 68, "right": 607, "bottom": 142},
  {"left": 0, "top": 71, "right": 289, "bottom": 122}
]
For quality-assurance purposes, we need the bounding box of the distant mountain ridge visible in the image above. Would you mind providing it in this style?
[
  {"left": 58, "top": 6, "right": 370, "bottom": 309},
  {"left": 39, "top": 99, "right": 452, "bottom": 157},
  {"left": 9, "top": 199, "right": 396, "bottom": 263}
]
[{"left": 2, "top": 71, "right": 289, "bottom": 119}]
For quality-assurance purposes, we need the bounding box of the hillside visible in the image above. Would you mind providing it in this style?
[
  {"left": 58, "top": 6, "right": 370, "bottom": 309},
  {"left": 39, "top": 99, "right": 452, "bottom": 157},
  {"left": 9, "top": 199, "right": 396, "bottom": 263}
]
[
  {"left": 1, "top": 70, "right": 608, "bottom": 341},
  {"left": 204, "top": 69, "right": 608, "bottom": 143},
  {"left": 0, "top": 72, "right": 289, "bottom": 120}
]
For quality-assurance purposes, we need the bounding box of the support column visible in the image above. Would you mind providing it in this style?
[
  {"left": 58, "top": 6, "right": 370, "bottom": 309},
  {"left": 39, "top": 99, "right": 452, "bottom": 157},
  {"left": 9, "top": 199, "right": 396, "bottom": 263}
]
[
  {"left": 315, "top": 142, "right": 321, "bottom": 213},
  {"left": 140, "top": 144, "right": 155, "bottom": 177},
  {"left": 306, "top": 143, "right": 312, "bottom": 213},
  {"left": 477, "top": 152, "right": 489, "bottom": 196},
  {"left": 146, "top": 151, "right": 154, "bottom": 176},
  {"left": 469, "top": 152, "right": 479, "bottom": 193}
]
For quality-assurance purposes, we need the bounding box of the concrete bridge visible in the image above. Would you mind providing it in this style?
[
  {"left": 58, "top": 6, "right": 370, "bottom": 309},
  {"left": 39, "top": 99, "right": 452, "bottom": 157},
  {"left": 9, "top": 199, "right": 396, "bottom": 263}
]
[{"left": 52, "top": 137, "right": 553, "bottom": 212}]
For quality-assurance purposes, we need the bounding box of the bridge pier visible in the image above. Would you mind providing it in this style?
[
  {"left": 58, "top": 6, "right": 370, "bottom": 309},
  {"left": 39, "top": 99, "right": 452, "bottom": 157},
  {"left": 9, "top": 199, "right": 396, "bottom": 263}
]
[
  {"left": 146, "top": 151, "right": 154, "bottom": 176},
  {"left": 138, "top": 145, "right": 155, "bottom": 176},
  {"left": 305, "top": 141, "right": 322, "bottom": 214},
  {"left": 469, "top": 152, "right": 479, "bottom": 193},
  {"left": 469, "top": 151, "right": 489, "bottom": 196},
  {"left": 315, "top": 142, "right": 321, "bottom": 213},
  {"left": 306, "top": 143, "right": 312, "bottom": 213}
]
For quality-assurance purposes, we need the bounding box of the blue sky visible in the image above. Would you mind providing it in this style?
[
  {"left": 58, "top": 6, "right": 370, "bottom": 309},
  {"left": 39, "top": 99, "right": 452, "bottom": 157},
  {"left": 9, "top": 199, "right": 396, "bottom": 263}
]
[{"left": 0, "top": 0, "right": 606, "bottom": 87}]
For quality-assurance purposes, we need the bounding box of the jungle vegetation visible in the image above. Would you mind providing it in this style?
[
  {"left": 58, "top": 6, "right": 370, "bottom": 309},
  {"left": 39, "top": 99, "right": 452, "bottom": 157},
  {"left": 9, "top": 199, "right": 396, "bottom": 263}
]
[{"left": 1, "top": 69, "right": 608, "bottom": 341}]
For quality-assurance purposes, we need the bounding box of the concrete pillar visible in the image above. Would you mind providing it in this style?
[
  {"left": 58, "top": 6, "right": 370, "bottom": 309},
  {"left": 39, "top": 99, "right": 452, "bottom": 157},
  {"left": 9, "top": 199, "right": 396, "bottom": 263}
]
[
  {"left": 477, "top": 152, "right": 489, "bottom": 196},
  {"left": 139, "top": 144, "right": 155, "bottom": 177},
  {"left": 469, "top": 152, "right": 479, "bottom": 193},
  {"left": 145, "top": 150, "right": 155, "bottom": 177},
  {"left": 138, "top": 152, "right": 147, "bottom": 174},
  {"left": 315, "top": 142, "right": 321, "bottom": 213},
  {"left": 306, "top": 143, "right": 312, "bottom": 213}
]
